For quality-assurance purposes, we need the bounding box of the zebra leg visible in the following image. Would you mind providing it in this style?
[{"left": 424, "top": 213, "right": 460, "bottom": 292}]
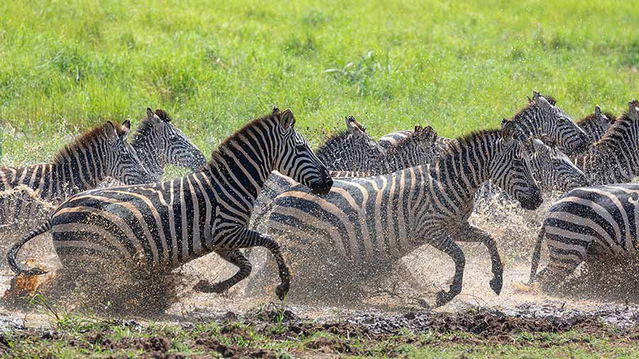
[
  {"left": 429, "top": 235, "right": 465, "bottom": 307},
  {"left": 194, "top": 249, "right": 251, "bottom": 294},
  {"left": 459, "top": 224, "right": 503, "bottom": 295},
  {"left": 212, "top": 228, "right": 290, "bottom": 300}
]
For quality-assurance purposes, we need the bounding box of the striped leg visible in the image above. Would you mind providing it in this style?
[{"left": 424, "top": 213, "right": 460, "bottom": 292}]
[
  {"left": 430, "top": 234, "right": 465, "bottom": 307},
  {"left": 195, "top": 249, "right": 251, "bottom": 294},
  {"left": 213, "top": 229, "right": 291, "bottom": 300},
  {"left": 459, "top": 224, "right": 503, "bottom": 295}
]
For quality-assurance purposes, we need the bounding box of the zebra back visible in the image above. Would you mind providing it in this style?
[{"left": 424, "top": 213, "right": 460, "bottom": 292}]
[{"left": 576, "top": 106, "right": 616, "bottom": 143}]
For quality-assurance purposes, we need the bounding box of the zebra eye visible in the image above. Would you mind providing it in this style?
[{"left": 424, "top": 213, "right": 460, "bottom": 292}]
[{"left": 295, "top": 143, "right": 307, "bottom": 151}]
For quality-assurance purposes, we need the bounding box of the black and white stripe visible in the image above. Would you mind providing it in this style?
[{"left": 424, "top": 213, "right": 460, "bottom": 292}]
[
  {"left": 574, "top": 101, "right": 639, "bottom": 185},
  {"left": 131, "top": 108, "right": 206, "bottom": 181},
  {"left": 530, "top": 101, "right": 639, "bottom": 287},
  {"left": 265, "top": 121, "right": 542, "bottom": 306},
  {"left": 8, "top": 109, "right": 333, "bottom": 300},
  {"left": 0, "top": 121, "right": 149, "bottom": 206}
]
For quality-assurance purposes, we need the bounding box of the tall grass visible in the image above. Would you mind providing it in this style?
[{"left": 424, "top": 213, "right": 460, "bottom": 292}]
[{"left": 0, "top": 0, "right": 638, "bottom": 165}]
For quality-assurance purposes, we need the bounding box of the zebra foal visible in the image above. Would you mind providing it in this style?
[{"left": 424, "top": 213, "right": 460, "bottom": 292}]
[
  {"left": 8, "top": 109, "right": 333, "bottom": 299},
  {"left": 265, "top": 121, "right": 543, "bottom": 306}
]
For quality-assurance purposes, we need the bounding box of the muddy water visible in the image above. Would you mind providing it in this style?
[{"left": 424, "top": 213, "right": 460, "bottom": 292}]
[{"left": 3, "top": 192, "right": 639, "bottom": 329}]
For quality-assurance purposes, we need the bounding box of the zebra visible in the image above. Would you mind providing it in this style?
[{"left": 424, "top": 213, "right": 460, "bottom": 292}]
[
  {"left": 0, "top": 121, "right": 150, "bottom": 227},
  {"left": 573, "top": 101, "right": 639, "bottom": 185},
  {"left": 263, "top": 120, "right": 543, "bottom": 306},
  {"left": 314, "top": 115, "right": 386, "bottom": 172},
  {"left": 529, "top": 101, "right": 639, "bottom": 287},
  {"left": 132, "top": 108, "right": 206, "bottom": 181},
  {"left": 576, "top": 106, "right": 616, "bottom": 144},
  {"left": 8, "top": 109, "right": 333, "bottom": 300},
  {"left": 249, "top": 121, "right": 438, "bottom": 232},
  {"left": 529, "top": 183, "right": 639, "bottom": 288}
]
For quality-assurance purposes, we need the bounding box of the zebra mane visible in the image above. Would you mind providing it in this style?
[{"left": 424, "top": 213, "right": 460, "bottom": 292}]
[
  {"left": 52, "top": 122, "right": 127, "bottom": 165},
  {"left": 208, "top": 111, "right": 282, "bottom": 164},
  {"left": 442, "top": 129, "right": 501, "bottom": 156},
  {"left": 577, "top": 111, "right": 616, "bottom": 125},
  {"left": 315, "top": 130, "right": 350, "bottom": 155},
  {"left": 595, "top": 111, "right": 634, "bottom": 146},
  {"left": 134, "top": 109, "right": 172, "bottom": 138},
  {"left": 509, "top": 94, "right": 558, "bottom": 126}
]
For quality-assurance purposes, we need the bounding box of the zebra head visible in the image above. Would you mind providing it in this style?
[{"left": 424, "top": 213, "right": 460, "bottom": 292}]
[
  {"left": 274, "top": 109, "right": 333, "bottom": 195},
  {"left": 527, "top": 138, "right": 589, "bottom": 192},
  {"left": 491, "top": 120, "right": 543, "bottom": 210},
  {"left": 103, "top": 120, "right": 151, "bottom": 185},
  {"left": 142, "top": 108, "right": 207, "bottom": 174},
  {"left": 516, "top": 92, "right": 590, "bottom": 155}
]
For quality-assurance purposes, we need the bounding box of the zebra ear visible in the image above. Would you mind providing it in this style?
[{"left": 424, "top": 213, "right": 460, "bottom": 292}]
[
  {"left": 120, "top": 120, "right": 131, "bottom": 137},
  {"left": 629, "top": 100, "right": 639, "bottom": 121},
  {"left": 594, "top": 105, "right": 601, "bottom": 116},
  {"left": 278, "top": 109, "right": 295, "bottom": 130},
  {"left": 501, "top": 119, "right": 515, "bottom": 139},
  {"left": 345, "top": 116, "right": 366, "bottom": 136},
  {"left": 272, "top": 106, "right": 280, "bottom": 114},
  {"left": 146, "top": 108, "right": 154, "bottom": 118}
]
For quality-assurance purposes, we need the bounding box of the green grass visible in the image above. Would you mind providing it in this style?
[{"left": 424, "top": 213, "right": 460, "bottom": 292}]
[
  {"left": 0, "top": 0, "right": 638, "bottom": 167},
  {"left": 2, "top": 314, "right": 638, "bottom": 358}
]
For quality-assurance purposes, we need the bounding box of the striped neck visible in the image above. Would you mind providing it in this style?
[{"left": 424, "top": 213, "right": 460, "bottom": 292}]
[
  {"left": 131, "top": 136, "right": 165, "bottom": 181},
  {"left": 432, "top": 130, "right": 502, "bottom": 201},
  {"left": 50, "top": 147, "right": 108, "bottom": 196}
]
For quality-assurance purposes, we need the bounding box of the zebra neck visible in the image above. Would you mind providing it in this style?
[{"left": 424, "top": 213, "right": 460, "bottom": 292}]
[
  {"left": 51, "top": 155, "right": 103, "bottom": 196},
  {"left": 132, "top": 138, "right": 165, "bottom": 180},
  {"left": 583, "top": 144, "right": 639, "bottom": 184},
  {"left": 203, "top": 145, "right": 272, "bottom": 213},
  {"left": 433, "top": 134, "right": 498, "bottom": 201}
]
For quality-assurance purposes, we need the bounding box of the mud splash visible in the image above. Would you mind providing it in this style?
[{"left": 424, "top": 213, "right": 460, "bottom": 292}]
[{"left": 3, "top": 191, "right": 639, "bottom": 330}]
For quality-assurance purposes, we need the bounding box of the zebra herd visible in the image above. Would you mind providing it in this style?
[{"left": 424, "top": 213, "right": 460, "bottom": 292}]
[{"left": 3, "top": 94, "right": 639, "bottom": 307}]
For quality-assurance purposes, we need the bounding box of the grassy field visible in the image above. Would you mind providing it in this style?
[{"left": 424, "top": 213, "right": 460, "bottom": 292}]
[
  {"left": 3, "top": 308, "right": 639, "bottom": 358},
  {"left": 1, "top": 0, "right": 638, "bottom": 165}
]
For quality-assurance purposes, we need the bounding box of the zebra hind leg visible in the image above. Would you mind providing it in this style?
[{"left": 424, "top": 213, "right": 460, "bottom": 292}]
[
  {"left": 429, "top": 235, "right": 466, "bottom": 307},
  {"left": 194, "top": 249, "right": 252, "bottom": 294}
]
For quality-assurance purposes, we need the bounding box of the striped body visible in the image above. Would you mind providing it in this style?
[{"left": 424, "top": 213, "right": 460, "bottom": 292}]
[
  {"left": 530, "top": 101, "right": 639, "bottom": 287},
  {"left": 266, "top": 125, "right": 543, "bottom": 306},
  {"left": 0, "top": 122, "right": 149, "bottom": 226},
  {"left": 576, "top": 106, "right": 616, "bottom": 144},
  {"left": 530, "top": 184, "right": 639, "bottom": 287},
  {"left": 574, "top": 103, "right": 639, "bottom": 185},
  {"left": 9, "top": 109, "right": 332, "bottom": 300}
]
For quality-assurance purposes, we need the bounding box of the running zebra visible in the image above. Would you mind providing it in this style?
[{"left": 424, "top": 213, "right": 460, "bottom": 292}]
[
  {"left": 574, "top": 101, "right": 639, "bottom": 184},
  {"left": 529, "top": 183, "right": 639, "bottom": 288},
  {"left": 0, "top": 121, "right": 149, "bottom": 205},
  {"left": 264, "top": 121, "right": 543, "bottom": 306},
  {"left": 530, "top": 101, "right": 639, "bottom": 287},
  {"left": 314, "top": 115, "right": 386, "bottom": 172},
  {"left": 132, "top": 108, "right": 206, "bottom": 181},
  {"left": 8, "top": 109, "right": 333, "bottom": 300}
]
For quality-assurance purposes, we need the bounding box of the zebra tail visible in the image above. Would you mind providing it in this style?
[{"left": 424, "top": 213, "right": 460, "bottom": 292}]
[
  {"left": 528, "top": 225, "right": 546, "bottom": 284},
  {"left": 7, "top": 220, "right": 51, "bottom": 276}
]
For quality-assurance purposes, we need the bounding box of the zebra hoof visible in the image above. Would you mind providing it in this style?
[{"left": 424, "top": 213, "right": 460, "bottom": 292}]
[
  {"left": 275, "top": 283, "right": 289, "bottom": 300},
  {"left": 490, "top": 277, "right": 503, "bottom": 295},
  {"left": 194, "top": 280, "right": 226, "bottom": 293}
]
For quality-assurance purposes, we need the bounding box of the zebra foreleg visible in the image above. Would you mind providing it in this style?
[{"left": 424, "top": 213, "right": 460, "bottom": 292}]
[
  {"left": 194, "top": 249, "right": 251, "bottom": 294},
  {"left": 212, "top": 229, "right": 290, "bottom": 300},
  {"left": 429, "top": 234, "right": 465, "bottom": 307},
  {"left": 458, "top": 224, "right": 503, "bottom": 295}
]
